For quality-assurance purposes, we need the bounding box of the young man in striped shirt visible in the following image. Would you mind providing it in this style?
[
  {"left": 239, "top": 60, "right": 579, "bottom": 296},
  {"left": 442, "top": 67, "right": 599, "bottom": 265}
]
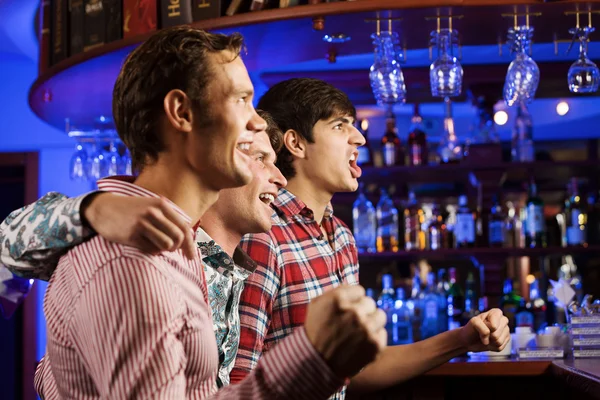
[
  {"left": 230, "top": 78, "right": 511, "bottom": 398},
  {"left": 2, "top": 28, "right": 388, "bottom": 399},
  {"left": 0, "top": 111, "right": 288, "bottom": 390}
]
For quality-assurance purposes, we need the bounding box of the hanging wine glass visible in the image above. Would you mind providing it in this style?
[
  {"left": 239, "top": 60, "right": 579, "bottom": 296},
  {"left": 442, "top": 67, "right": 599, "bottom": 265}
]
[
  {"left": 69, "top": 143, "right": 88, "bottom": 181},
  {"left": 503, "top": 26, "right": 540, "bottom": 107},
  {"left": 430, "top": 28, "right": 463, "bottom": 98},
  {"left": 369, "top": 31, "right": 406, "bottom": 106},
  {"left": 120, "top": 148, "right": 133, "bottom": 175},
  {"left": 104, "top": 141, "right": 121, "bottom": 176},
  {"left": 567, "top": 26, "right": 600, "bottom": 93},
  {"left": 87, "top": 142, "right": 107, "bottom": 181}
]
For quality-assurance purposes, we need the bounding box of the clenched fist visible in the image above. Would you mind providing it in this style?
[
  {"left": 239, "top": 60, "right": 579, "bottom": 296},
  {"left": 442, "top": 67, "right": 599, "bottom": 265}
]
[
  {"left": 460, "top": 308, "right": 510, "bottom": 353},
  {"left": 304, "top": 285, "right": 387, "bottom": 379}
]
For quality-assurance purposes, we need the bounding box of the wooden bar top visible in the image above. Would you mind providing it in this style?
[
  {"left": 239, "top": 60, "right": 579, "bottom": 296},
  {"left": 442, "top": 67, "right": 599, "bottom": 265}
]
[
  {"left": 552, "top": 360, "right": 600, "bottom": 399},
  {"left": 421, "top": 357, "right": 600, "bottom": 398},
  {"left": 425, "top": 357, "right": 552, "bottom": 376}
]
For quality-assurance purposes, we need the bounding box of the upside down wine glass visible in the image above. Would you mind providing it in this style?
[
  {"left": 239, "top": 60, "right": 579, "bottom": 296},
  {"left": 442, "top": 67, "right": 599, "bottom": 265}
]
[
  {"left": 369, "top": 31, "right": 407, "bottom": 106},
  {"left": 503, "top": 26, "right": 540, "bottom": 107},
  {"left": 567, "top": 26, "right": 600, "bottom": 93},
  {"left": 429, "top": 28, "right": 463, "bottom": 98}
]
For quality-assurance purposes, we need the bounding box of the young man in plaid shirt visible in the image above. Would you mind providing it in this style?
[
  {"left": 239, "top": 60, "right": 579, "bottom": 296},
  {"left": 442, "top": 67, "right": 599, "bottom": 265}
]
[{"left": 231, "top": 78, "right": 510, "bottom": 398}]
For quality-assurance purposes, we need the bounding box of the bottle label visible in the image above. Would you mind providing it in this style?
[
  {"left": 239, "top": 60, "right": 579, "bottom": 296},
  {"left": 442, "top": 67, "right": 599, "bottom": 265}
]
[
  {"left": 526, "top": 204, "right": 544, "bottom": 234},
  {"left": 425, "top": 300, "right": 438, "bottom": 319},
  {"left": 567, "top": 210, "right": 584, "bottom": 245},
  {"left": 357, "top": 146, "right": 371, "bottom": 165},
  {"left": 456, "top": 213, "right": 475, "bottom": 243},
  {"left": 392, "top": 321, "right": 412, "bottom": 344},
  {"left": 383, "top": 143, "right": 396, "bottom": 166},
  {"left": 515, "top": 311, "right": 534, "bottom": 329},
  {"left": 489, "top": 221, "right": 504, "bottom": 244},
  {"left": 429, "top": 226, "right": 441, "bottom": 250},
  {"left": 409, "top": 144, "right": 422, "bottom": 165}
]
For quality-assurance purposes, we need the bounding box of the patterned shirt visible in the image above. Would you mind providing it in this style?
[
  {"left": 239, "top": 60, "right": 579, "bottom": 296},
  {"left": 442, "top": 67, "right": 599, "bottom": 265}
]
[
  {"left": 0, "top": 189, "right": 254, "bottom": 388},
  {"left": 35, "top": 177, "right": 343, "bottom": 399},
  {"left": 231, "top": 188, "right": 359, "bottom": 400},
  {"left": 196, "top": 228, "right": 255, "bottom": 387}
]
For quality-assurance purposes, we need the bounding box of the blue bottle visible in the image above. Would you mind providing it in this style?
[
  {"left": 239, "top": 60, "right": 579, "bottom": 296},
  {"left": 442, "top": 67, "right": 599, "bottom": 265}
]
[
  {"left": 392, "top": 288, "right": 413, "bottom": 345},
  {"left": 353, "top": 184, "right": 377, "bottom": 253}
]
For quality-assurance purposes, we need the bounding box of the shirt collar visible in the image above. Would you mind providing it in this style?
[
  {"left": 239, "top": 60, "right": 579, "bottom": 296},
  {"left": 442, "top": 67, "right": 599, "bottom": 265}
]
[
  {"left": 97, "top": 176, "right": 192, "bottom": 224},
  {"left": 273, "top": 188, "right": 334, "bottom": 221},
  {"left": 195, "top": 227, "right": 256, "bottom": 273}
]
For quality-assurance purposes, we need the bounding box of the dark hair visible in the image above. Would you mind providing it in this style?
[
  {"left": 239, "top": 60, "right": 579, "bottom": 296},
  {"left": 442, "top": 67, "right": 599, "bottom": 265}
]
[
  {"left": 257, "top": 109, "right": 283, "bottom": 153},
  {"left": 257, "top": 78, "right": 356, "bottom": 179},
  {"left": 113, "top": 26, "right": 244, "bottom": 171}
]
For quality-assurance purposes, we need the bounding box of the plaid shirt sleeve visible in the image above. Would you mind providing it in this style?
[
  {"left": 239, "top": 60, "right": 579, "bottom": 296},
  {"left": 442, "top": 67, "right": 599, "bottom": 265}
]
[
  {"left": 230, "top": 232, "right": 281, "bottom": 383},
  {"left": 0, "top": 192, "right": 95, "bottom": 281}
]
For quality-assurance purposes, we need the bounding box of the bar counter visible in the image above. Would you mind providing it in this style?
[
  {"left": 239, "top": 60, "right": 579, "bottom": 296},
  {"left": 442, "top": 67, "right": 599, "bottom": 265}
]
[{"left": 354, "top": 357, "right": 600, "bottom": 400}]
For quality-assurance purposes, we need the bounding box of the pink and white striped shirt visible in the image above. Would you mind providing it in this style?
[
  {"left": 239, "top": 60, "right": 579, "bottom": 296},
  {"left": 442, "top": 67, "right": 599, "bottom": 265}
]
[{"left": 35, "top": 177, "right": 343, "bottom": 399}]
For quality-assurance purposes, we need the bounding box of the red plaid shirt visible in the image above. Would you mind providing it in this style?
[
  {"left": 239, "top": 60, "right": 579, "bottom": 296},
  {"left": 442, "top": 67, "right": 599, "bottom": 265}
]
[{"left": 231, "top": 189, "right": 359, "bottom": 399}]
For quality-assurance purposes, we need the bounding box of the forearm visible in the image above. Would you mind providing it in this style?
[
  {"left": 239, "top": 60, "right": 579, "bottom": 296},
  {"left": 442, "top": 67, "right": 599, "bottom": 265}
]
[
  {"left": 0, "top": 192, "right": 96, "bottom": 280},
  {"left": 348, "top": 328, "right": 467, "bottom": 395}
]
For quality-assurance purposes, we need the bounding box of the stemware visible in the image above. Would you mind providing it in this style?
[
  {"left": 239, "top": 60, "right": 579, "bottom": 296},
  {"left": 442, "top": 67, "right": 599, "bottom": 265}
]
[
  {"left": 69, "top": 143, "right": 88, "bottom": 181},
  {"left": 503, "top": 26, "right": 540, "bottom": 106},
  {"left": 567, "top": 26, "right": 600, "bottom": 93},
  {"left": 430, "top": 28, "right": 463, "bottom": 98},
  {"left": 369, "top": 31, "right": 406, "bottom": 106}
]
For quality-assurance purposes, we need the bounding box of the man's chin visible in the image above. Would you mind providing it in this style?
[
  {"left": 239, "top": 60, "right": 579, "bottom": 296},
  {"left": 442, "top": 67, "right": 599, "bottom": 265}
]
[{"left": 337, "top": 178, "right": 359, "bottom": 193}]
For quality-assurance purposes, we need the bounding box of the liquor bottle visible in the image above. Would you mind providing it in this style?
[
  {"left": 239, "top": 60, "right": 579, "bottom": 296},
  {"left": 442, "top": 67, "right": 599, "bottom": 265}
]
[
  {"left": 421, "top": 272, "right": 441, "bottom": 339},
  {"left": 437, "top": 97, "right": 462, "bottom": 164},
  {"left": 565, "top": 178, "right": 587, "bottom": 246},
  {"left": 407, "top": 275, "right": 424, "bottom": 342},
  {"left": 366, "top": 288, "right": 375, "bottom": 301},
  {"left": 376, "top": 188, "right": 399, "bottom": 252},
  {"left": 446, "top": 268, "right": 464, "bottom": 330},
  {"left": 515, "top": 298, "right": 534, "bottom": 330},
  {"left": 511, "top": 102, "right": 535, "bottom": 162},
  {"left": 488, "top": 195, "right": 505, "bottom": 247},
  {"left": 356, "top": 119, "right": 374, "bottom": 167},
  {"left": 528, "top": 279, "right": 547, "bottom": 332},
  {"left": 455, "top": 195, "right": 476, "bottom": 248},
  {"left": 392, "top": 288, "right": 413, "bottom": 344},
  {"left": 436, "top": 269, "right": 449, "bottom": 334},
  {"left": 461, "top": 272, "right": 479, "bottom": 326},
  {"left": 404, "top": 191, "right": 424, "bottom": 251},
  {"left": 525, "top": 180, "right": 546, "bottom": 248},
  {"left": 427, "top": 204, "right": 448, "bottom": 250},
  {"left": 378, "top": 274, "right": 396, "bottom": 345},
  {"left": 500, "top": 278, "right": 522, "bottom": 332},
  {"left": 381, "top": 110, "right": 404, "bottom": 167},
  {"left": 407, "top": 103, "right": 428, "bottom": 166},
  {"left": 352, "top": 184, "right": 377, "bottom": 253}
]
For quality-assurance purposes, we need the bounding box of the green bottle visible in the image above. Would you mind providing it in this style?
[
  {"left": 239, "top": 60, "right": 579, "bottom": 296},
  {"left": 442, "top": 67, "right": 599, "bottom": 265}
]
[
  {"left": 500, "top": 278, "right": 522, "bottom": 332},
  {"left": 446, "top": 268, "right": 465, "bottom": 330}
]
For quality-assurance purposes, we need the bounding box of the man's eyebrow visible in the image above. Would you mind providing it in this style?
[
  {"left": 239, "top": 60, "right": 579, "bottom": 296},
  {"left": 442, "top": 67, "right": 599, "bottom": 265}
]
[{"left": 328, "top": 116, "right": 354, "bottom": 125}]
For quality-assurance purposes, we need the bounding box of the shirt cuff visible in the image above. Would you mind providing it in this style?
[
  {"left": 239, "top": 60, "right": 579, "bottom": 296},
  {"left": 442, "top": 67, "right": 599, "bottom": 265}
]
[
  {"left": 260, "top": 326, "right": 344, "bottom": 399},
  {"left": 76, "top": 191, "right": 103, "bottom": 236}
]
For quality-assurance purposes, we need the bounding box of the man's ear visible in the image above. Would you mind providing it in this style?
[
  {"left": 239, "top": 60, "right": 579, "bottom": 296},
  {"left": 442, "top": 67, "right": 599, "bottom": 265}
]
[
  {"left": 163, "top": 89, "right": 193, "bottom": 133},
  {"left": 283, "top": 129, "right": 307, "bottom": 159}
]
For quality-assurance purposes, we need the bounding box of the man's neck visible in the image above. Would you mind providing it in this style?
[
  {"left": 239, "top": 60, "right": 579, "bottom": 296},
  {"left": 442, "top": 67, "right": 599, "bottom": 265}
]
[
  {"left": 134, "top": 159, "right": 219, "bottom": 224},
  {"left": 198, "top": 212, "right": 241, "bottom": 257},
  {"left": 285, "top": 176, "right": 333, "bottom": 225}
]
